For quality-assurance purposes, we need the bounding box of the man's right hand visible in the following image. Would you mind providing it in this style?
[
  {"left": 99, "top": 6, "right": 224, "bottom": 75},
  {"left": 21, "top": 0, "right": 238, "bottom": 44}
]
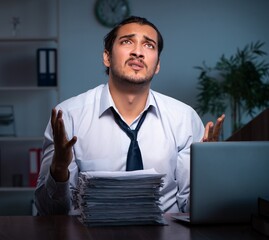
[{"left": 50, "top": 108, "right": 77, "bottom": 182}]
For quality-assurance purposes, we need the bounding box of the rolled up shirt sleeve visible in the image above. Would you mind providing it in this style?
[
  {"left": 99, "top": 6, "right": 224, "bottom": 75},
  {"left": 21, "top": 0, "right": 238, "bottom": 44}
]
[{"left": 35, "top": 171, "right": 71, "bottom": 215}]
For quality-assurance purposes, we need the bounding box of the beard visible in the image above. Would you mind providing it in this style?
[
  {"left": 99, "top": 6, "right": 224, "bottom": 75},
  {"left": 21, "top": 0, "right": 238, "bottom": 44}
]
[{"left": 109, "top": 58, "right": 158, "bottom": 87}]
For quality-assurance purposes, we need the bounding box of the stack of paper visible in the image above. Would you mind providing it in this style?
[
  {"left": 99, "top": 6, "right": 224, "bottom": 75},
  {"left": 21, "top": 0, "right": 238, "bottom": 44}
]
[{"left": 74, "top": 169, "right": 166, "bottom": 226}]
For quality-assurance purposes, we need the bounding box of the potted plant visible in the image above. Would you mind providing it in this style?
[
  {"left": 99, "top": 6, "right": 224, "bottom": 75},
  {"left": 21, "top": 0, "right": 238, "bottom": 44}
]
[{"left": 195, "top": 41, "right": 269, "bottom": 134}]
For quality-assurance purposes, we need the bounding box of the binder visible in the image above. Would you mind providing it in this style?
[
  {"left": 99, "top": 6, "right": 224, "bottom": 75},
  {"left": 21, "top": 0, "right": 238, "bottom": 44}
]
[
  {"left": 29, "top": 148, "right": 42, "bottom": 187},
  {"left": 37, "top": 48, "right": 57, "bottom": 86}
]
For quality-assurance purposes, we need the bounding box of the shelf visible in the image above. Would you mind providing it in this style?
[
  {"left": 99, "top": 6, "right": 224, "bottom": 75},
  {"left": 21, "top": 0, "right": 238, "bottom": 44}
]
[
  {"left": 0, "top": 37, "right": 58, "bottom": 43},
  {"left": 0, "top": 187, "right": 35, "bottom": 191},
  {"left": 0, "top": 86, "right": 58, "bottom": 91},
  {"left": 0, "top": 0, "right": 59, "bottom": 191},
  {"left": 0, "top": 136, "right": 44, "bottom": 142}
]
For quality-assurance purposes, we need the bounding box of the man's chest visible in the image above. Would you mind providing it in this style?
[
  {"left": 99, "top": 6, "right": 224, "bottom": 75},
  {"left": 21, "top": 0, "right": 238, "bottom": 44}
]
[{"left": 72, "top": 119, "right": 178, "bottom": 173}]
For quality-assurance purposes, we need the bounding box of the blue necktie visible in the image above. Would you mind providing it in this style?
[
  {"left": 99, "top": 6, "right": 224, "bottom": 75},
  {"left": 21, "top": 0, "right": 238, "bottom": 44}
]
[{"left": 111, "top": 107, "right": 148, "bottom": 171}]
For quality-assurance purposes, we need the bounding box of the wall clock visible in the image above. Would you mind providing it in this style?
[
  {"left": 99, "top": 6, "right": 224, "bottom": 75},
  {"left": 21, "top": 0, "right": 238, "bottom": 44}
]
[{"left": 95, "top": 0, "right": 130, "bottom": 28}]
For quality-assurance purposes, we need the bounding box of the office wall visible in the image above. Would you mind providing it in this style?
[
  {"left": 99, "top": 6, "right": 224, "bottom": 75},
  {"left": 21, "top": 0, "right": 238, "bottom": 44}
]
[
  {"left": 17, "top": 0, "right": 266, "bottom": 139},
  {"left": 59, "top": 0, "right": 269, "bottom": 139}
]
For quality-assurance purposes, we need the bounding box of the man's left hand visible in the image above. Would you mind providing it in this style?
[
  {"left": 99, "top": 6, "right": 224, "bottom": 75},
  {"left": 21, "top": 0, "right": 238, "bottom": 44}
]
[{"left": 202, "top": 114, "right": 225, "bottom": 142}]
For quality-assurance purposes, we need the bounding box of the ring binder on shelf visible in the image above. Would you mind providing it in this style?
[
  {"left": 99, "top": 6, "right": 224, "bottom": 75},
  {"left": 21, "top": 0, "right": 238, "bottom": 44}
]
[
  {"left": 37, "top": 48, "right": 57, "bottom": 86},
  {"left": 29, "top": 148, "right": 42, "bottom": 187}
]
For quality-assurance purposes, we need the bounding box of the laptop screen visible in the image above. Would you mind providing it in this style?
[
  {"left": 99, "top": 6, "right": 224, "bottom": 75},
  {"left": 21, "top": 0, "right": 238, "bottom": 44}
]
[{"left": 189, "top": 141, "right": 269, "bottom": 224}]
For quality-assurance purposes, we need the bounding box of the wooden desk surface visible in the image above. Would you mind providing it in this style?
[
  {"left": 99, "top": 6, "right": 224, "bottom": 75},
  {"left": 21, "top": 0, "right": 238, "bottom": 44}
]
[{"left": 0, "top": 214, "right": 267, "bottom": 240}]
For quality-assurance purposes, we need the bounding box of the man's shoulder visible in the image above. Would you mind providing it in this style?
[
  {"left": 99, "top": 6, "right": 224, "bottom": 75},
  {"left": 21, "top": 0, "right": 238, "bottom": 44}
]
[
  {"left": 151, "top": 89, "right": 193, "bottom": 112},
  {"left": 150, "top": 90, "right": 203, "bottom": 133},
  {"left": 57, "top": 84, "right": 105, "bottom": 110}
]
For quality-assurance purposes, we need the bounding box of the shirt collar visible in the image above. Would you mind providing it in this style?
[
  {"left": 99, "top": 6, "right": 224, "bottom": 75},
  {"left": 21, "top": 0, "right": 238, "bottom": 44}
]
[{"left": 99, "top": 83, "right": 158, "bottom": 117}]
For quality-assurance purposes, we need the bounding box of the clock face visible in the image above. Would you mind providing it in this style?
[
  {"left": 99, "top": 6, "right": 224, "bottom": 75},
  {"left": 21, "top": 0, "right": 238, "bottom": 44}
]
[{"left": 95, "top": 0, "right": 130, "bottom": 28}]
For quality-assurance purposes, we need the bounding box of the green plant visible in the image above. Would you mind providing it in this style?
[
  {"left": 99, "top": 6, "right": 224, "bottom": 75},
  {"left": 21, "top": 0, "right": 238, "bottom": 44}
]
[{"left": 195, "top": 41, "right": 269, "bottom": 133}]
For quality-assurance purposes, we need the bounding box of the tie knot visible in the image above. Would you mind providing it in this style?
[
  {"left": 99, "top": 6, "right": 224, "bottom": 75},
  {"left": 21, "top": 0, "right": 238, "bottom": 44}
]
[
  {"left": 129, "top": 129, "right": 137, "bottom": 140},
  {"left": 111, "top": 107, "right": 148, "bottom": 141}
]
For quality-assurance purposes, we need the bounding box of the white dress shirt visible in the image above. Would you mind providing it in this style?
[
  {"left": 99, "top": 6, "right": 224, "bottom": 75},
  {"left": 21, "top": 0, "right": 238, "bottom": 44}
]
[{"left": 35, "top": 84, "right": 204, "bottom": 215}]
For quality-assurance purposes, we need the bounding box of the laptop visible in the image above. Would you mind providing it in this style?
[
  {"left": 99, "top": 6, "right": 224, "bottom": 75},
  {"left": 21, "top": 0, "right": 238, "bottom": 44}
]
[{"left": 172, "top": 141, "right": 269, "bottom": 224}]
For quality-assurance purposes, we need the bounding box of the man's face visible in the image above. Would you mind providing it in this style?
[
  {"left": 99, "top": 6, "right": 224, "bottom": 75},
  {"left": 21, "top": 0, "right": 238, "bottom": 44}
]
[{"left": 103, "top": 23, "right": 160, "bottom": 86}]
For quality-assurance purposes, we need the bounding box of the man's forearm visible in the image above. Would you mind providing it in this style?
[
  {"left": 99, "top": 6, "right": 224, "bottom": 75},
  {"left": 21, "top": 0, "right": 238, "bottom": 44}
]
[{"left": 34, "top": 173, "right": 71, "bottom": 215}]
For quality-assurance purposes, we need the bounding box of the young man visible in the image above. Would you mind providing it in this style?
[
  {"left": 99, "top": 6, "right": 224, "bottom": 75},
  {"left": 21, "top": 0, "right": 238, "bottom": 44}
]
[{"left": 35, "top": 16, "right": 225, "bottom": 215}]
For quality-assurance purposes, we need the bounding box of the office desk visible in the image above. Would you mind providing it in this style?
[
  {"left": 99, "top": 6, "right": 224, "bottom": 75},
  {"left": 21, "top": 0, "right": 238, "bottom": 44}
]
[{"left": 0, "top": 214, "right": 267, "bottom": 240}]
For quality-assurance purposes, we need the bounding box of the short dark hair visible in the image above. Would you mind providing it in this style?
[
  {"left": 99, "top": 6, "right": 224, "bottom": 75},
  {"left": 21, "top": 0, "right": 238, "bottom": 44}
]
[{"left": 103, "top": 16, "right": 164, "bottom": 75}]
